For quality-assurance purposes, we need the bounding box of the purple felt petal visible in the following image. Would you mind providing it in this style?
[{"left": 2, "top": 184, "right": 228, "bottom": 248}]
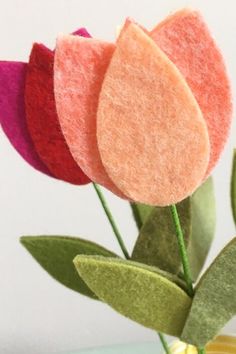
[{"left": 0, "top": 61, "right": 52, "bottom": 175}]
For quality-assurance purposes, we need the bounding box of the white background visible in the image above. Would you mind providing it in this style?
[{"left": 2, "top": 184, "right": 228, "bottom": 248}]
[{"left": 0, "top": 0, "right": 236, "bottom": 353}]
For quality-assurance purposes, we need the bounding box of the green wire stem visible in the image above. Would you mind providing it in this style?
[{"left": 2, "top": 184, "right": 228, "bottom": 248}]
[
  {"left": 170, "top": 204, "right": 207, "bottom": 354},
  {"left": 198, "top": 348, "right": 206, "bottom": 354},
  {"left": 93, "top": 182, "right": 170, "bottom": 354},
  {"left": 158, "top": 333, "right": 171, "bottom": 354},
  {"left": 170, "top": 204, "right": 194, "bottom": 297},
  {"left": 93, "top": 183, "right": 130, "bottom": 259}
]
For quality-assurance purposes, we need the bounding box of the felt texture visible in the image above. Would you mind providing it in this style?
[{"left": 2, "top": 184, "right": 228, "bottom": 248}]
[
  {"left": 54, "top": 35, "right": 125, "bottom": 197},
  {"left": 20, "top": 236, "right": 117, "bottom": 299},
  {"left": 132, "top": 198, "right": 191, "bottom": 275},
  {"left": 0, "top": 61, "right": 51, "bottom": 175},
  {"left": 230, "top": 149, "right": 236, "bottom": 226},
  {"left": 181, "top": 238, "right": 236, "bottom": 347},
  {"left": 25, "top": 43, "right": 90, "bottom": 185},
  {"left": 97, "top": 23, "right": 210, "bottom": 206},
  {"left": 130, "top": 203, "right": 154, "bottom": 229},
  {"left": 74, "top": 256, "right": 192, "bottom": 336},
  {"left": 150, "top": 9, "right": 232, "bottom": 178},
  {"left": 187, "top": 177, "right": 216, "bottom": 281},
  {"left": 132, "top": 178, "right": 215, "bottom": 281}
]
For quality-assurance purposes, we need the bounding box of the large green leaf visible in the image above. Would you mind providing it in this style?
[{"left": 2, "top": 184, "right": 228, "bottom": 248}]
[
  {"left": 181, "top": 238, "right": 236, "bottom": 347},
  {"left": 74, "top": 256, "right": 192, "bottom": 336},
  {"left": 130, "top": 203, "right": 154, "bottom": 229},
  {"left": 131, "top": 178, "right": 215, "bottom": 281},
  {"left": 21, "top": 236, "right": 117, "bottom": 299},
  {"left": 231, "top": 149, "right": 236, "bottom": 225}
]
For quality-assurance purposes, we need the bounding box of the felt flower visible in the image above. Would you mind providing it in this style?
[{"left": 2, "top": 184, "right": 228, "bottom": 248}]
[
  {"left": 0, "top": 9, "right": 232, "bottom": 206},
  {"left": 53, "top": 9, "right": 232, "bottom": 206}
]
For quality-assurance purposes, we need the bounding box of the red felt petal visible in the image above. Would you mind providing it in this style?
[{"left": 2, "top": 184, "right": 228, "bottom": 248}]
[{"left": 25, "top": 43, "right": 90, "bottom": 185}]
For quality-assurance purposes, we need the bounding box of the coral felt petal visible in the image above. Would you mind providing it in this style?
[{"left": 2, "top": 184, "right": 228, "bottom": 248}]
[
  {"left": 97, "top": 24, "right": 210, "bottom": 206},
  {"left": 150, "top": 9, "right": 232, "bottom": 178},
  {"left": 25, "top": 43, "right": 90, "bottom": 185},
  {"left": 54, "top": 35, "right": 125, "bottom": 197},
  {"left": 0, "top": 61, "right": 51, "bottom": 175}
]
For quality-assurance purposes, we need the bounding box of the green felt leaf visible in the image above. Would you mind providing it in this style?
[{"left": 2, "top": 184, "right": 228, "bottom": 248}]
[
  {"left": 131, "top": 198, "right": 191, "bottom": 274},
  {"left": 231, "top": 149, "right": 236, "bottom": 225},
  {"left": 74, "top": 256, "right": 192, "bottom": 336},
  {"left": 130, "top": 202, "right": 154, "bottom": 229},
  {"left": 181, "top": 238, "right": 236, "bottom": 347},
  {"left": 20, "top": 236, "right": 117, "bottom": 299},
  {"left": 131, "top": 178, "right": 215, "bottom": 281},
  {"left": 187, "top": 177, "right": 216, "bottom": 280}
]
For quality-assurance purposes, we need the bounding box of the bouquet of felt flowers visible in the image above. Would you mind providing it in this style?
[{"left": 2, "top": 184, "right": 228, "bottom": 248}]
[{"left": 1, "top": 7, "right": 235, "bottom": 354}]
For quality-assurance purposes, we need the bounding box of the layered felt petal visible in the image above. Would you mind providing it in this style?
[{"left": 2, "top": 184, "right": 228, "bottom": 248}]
[
  {"left": 54, "top": 35, "right": 125, "bottom": 197},
  {"left": 150, "top": 9, "right": 232, "bottom": 178},
  {"left": 0, "top": 61, "right": 51, "bottom": 175},
  {"left": 97, "top": 23, "right": 210, "bottom": 206},
  {"left": 25, "top": 43, "right": 90, "bottom": 185}
]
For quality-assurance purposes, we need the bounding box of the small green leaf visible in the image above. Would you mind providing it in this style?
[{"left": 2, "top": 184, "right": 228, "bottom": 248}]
[
  {"left": 20, "top": 236, "right": 117, "bottom": 299},
  {"left": 74, "top": 256, "right": 192, "bottom": 336},
  {"left": 130, "top": 202, "right": 154, "bottom": 229},
  {"left": 231, "top": 149, "right": 236, "bottom": 225},
  {"left": 131, "top": 198, "right": 191, "bottom": 274},
  {"left": 131, "top": 178, "right": 215, "bottom": 281},
  {"left": 181, "top": 238, "right": 236, "bottom": 347}
]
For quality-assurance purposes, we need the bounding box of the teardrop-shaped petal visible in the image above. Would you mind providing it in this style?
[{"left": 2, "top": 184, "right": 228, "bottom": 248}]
[
  {"left": 97, "top": 24, "right": 210, "bottom": 206},
  {"left": 25, "top": 43, "right": 90, "bottom": 185},
  {"left": 54, "top": 35, "right": 125, "bottom": 197},
  {"left": 0, "top": 61, "right": 51, "bottom": 175},
  {"left": 150, "top": 9, "right": 232, "bottom": 178}
]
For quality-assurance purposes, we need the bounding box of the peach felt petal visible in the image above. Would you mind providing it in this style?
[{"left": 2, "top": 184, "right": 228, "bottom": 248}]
[
  {"left": 150, "top": 9, "right": 232, "bottom": 178},
  {"left": 54, "top": 35, "right": 126, "bottom": 198},
  {"left": 97, "top": 24, "right": 210, "bottom": 206}
]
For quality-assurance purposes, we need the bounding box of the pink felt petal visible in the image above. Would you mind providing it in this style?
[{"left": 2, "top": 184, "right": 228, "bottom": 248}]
[
  {"left": 150, "top": 9, "right": 232, "bottom": 178},
  {"left": 97, "top": 24, "right": 210, "bottom": 206},
  {"left": 72, "top": 27, "right": 91, "bottom": 37},
  {"left": 0, "top": 61, "right": 51, "bottom": 175},
  {"left": 25, "top": 42, "right": 90, "bottom": 185},
  {"left": 54, "top": 35, "right": 126, "bottom": 198}
]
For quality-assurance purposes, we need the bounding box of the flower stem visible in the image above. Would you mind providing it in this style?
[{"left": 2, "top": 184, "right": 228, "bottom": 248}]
[
  {"left": 93, "top": 183, "right": 170, "bottom": 354},
  {"left": 92, "top": 183, "right": 130, "bottom": 259},
  {"left": 170, "top": 204, "right": 194, "bottom": 297},
  {"left": 170, "top": 204, "right": 206, "bottom": 354},
  {"left": 158, "top": 333, "right": 171, "bottom": 354}
]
